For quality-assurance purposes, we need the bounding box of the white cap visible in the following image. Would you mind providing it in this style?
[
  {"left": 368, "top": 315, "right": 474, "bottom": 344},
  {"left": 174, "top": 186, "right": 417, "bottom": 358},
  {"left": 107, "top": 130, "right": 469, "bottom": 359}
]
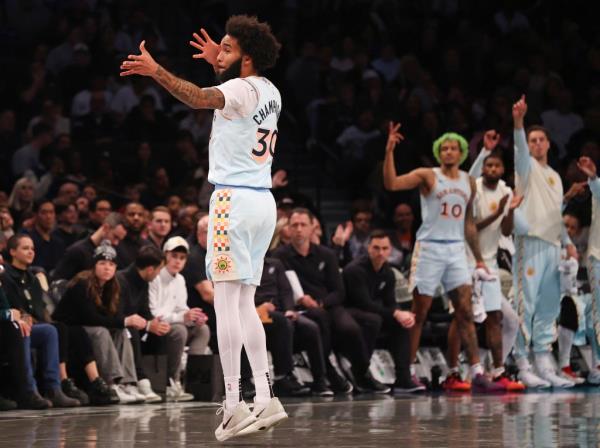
[{"left": 163, "top": 236, "right": 189, "bottom": 253}]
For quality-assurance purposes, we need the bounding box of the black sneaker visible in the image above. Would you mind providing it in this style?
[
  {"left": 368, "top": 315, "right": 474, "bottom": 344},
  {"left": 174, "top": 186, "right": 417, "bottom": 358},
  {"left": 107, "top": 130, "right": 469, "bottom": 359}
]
[
  {"left": 273, "top": 373, "right": 311, "bottom": 397},
  {"left": 18, "top": 391, "right": 51, "bottom": 410},
  {"left": 311, "top": 378, "right": 334, "bottom": 397},
  {"left": 89, "top": 377, "right": 119, "bottom": 406},
  {"left": 327, "top": 367, "right": 353, "bottom": 394},
  {"left": 62, "top": 378, "right": 90, "bottom": 405},
  {"left": 355, "top": 372, "right": 391, "bottom": 394},
  {"left": 46, "top": 387, "right": 80, "bottom": 408},
  {"left": 393, "top": 378, "right": 426, "bottom": 394},
  {"left": 0, "top": 395, "right": 17, "bottom": 411}
]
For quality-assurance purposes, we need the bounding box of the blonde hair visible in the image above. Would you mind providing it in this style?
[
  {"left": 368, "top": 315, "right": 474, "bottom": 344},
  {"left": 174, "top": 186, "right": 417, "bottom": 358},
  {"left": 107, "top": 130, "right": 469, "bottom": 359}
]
[
  {"left": 8, "top": 177, "right": 35, "bottom": 211},
  {"left": 269, "top": 217, "right": 289, "bottom": 251}
]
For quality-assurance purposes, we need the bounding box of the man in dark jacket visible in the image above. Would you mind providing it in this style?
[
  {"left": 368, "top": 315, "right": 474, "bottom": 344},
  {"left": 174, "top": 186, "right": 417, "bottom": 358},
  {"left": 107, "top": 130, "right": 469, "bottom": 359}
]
[
  {"left": 273, "top": 208, "right": 389, "bottom": 394},
  {"left": 117, "top": 245, "right": 167, "bottom": 402},
  {"left": 343, "top": 230, "right": 423, "bottom": 393}
]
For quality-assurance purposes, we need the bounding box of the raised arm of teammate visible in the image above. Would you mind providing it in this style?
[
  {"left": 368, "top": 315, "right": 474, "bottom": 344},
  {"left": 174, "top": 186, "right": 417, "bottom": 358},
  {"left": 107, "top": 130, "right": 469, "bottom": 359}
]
[
  {"left": 469, "top": 129, "right": 501, "bottom": 178},
  {"left": 512, "top": 95, "right": 531, "bottom": 184},
  {"left": 383, "top": 121, "right": 434, "bottom": 193},
  {"left": 120, "top": 41, "right": 225, "bottom": 110},
  {"left": 578, "top": 156, "right": 600, "bottom": 196}
]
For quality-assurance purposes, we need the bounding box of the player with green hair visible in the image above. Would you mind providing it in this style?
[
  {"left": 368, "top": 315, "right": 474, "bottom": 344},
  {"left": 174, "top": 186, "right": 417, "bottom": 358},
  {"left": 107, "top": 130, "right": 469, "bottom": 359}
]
[{"left": 383, "top": 122, "right": 503, "bottom": 393}]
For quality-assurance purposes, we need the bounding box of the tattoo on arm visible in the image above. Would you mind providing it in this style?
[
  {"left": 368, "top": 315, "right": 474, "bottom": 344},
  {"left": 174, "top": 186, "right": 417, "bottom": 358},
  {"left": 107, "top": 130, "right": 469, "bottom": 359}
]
[
  {"left": 154, "top": 66, "right": 225, "bottom": 109},
  {"left": 465, "top": 184, "right": 483, "bottom": 262}
]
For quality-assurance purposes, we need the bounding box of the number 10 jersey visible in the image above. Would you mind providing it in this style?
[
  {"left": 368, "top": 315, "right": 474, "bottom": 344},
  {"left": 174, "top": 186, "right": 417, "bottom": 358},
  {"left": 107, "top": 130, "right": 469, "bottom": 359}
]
[
  {"left": 209, "top": 76, "right": 282, "bottom": 189},
  {"left": 416, "top": 168, "right": 471, "bottom": 242}
]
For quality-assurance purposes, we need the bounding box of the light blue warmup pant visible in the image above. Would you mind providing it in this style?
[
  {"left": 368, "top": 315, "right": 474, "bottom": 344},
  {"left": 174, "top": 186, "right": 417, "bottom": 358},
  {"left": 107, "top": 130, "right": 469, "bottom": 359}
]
[{"left": 513, "top": 236, "right": 561, "bottom": 358}]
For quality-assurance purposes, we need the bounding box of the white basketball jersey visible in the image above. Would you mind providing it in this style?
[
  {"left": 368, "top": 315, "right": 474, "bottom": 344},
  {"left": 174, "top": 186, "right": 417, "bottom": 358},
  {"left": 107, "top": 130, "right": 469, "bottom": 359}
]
[
  {"left": 416, "top": 168, "right": 471, "bottom": 242},
  {"left": 515, "top": 158, "right": 563, "bottom": 246},
  {"left": 467, "top": 178, "right": 512, "bottom": 266},
  {"left": 209, "top": 76, "right": 281, "bottom": 188}
]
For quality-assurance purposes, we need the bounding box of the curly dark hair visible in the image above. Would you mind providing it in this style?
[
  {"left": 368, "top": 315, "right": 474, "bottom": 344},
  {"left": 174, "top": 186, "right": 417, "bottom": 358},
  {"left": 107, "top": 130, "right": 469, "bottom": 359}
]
[{"left": 225, "top": 15, "right": 281, "bottom": 73}]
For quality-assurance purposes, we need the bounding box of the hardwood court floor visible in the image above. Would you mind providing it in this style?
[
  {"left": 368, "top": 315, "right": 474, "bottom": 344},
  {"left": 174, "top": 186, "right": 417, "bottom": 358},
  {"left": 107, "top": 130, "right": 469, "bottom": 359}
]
[{"left": 1, "top": 389, "right": 600, "bottom": 447}]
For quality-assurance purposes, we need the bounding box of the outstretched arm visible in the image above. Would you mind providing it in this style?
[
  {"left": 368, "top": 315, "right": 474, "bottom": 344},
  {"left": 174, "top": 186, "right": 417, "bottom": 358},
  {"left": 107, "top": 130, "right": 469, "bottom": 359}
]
[
  {"left": 578, "top": 156, "right": 600, "bottom": 200},
  {"left": 383, "top": 121, "right": 431, "bottom": 192},
  {"left": 512, "top": 95, "right": 531, "bottom": 184},
  {"left": 120, "top": 41, "right": 224, "bottom": 110}
]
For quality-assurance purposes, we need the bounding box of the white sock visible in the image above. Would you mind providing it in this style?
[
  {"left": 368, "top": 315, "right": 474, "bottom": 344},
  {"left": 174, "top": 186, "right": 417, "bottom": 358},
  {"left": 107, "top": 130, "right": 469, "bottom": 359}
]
[
  {"left": 224, "top": 375, "right": 241, "bottom": 410},
  {"left": 470, "top": 363, "right": 484, "bottom": 377},
  {"left": 410, "top": 364, "right": 416, "bottom": 376},
  {"left": 558, "top": 326, "right": 575, "bottom": 369},
  {"left": 449, "top": 366, "right": 459, "bottom": 374},
  {"left": 253, "top": 369, "right": 273, "bottom": 404},
  {"left": 500, "top": 296, "right": 519, "bottom": 364}
]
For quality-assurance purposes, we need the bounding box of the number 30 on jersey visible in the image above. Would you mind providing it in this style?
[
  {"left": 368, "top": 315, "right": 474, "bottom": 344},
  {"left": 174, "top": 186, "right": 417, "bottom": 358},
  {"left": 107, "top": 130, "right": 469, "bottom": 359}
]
[{"left": 252, "top": 128, "right": 278, "bottom": 163}]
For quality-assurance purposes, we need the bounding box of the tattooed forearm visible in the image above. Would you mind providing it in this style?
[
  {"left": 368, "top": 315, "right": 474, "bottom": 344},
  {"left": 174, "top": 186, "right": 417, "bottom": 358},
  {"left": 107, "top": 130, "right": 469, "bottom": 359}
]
[
  {"left": 153, "top": 65, "right": 224, "bottom": 109},
  {"left": 465, "top": 210, "right": 483, "bottom": 262}
]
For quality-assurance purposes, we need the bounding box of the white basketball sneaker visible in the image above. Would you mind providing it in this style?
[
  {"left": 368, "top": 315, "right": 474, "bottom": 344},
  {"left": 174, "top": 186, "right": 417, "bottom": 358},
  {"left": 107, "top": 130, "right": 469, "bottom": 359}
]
[
  {"left": 238, "top": 397, "right": 288, "bottom": 436},
  {"left": 214, "top": 401, "right": 257, "bottom": 442},
  {"left": 517, "top": 368, "right": 551, "bottom": 389}
]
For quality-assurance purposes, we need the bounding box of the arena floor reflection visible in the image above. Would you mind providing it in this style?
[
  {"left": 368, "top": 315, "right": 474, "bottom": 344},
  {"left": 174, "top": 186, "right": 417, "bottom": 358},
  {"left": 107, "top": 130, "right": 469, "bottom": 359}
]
[{"left": 1, "top": 390, "right": 600, "bottom": 447}]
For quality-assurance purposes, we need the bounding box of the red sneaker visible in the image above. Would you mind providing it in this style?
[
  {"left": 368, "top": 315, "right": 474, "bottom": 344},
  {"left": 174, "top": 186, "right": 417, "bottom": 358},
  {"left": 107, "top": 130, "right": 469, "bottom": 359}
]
[
  {"left": 494, "top": 373, "right": 526, "bottom": 392},
  {"left": 442, "top": 372, "right": 471, "bottom": 392},
  {"left": 561, "top": 366, "right": 585, "bottom": 385}
]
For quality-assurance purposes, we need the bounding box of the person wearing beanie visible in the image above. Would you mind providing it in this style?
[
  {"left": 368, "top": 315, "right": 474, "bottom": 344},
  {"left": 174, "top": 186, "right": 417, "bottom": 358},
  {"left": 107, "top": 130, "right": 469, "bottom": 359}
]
[
  {"left": 53, "top": 240, "right": 148, "bottom": 404},
  {"left": 148, "top": 236, "right": 210, "bottom": 401}
]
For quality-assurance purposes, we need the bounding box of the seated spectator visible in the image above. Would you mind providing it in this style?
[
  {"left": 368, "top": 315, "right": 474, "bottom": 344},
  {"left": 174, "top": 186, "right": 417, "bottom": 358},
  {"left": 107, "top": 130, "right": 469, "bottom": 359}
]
[
  {"left": 52, "top": 242, "right": 148, "bottom": 404},
  {"left": 256, "top": 257, "right": 330, "bottom": 396},
  {"left": 269, "top": 217, "right": 292, "bottom": 252},
  {"left": 148, "top": 236, "right": 210, "bottom": 401},
  {"left": 119, "top": 202, "right": 152, "bottom": 267},
  {"left": 117, "top": 245, "right": 166, "bottom": 403},
  {"left": 145, "top": 206, "right": 172, "bottom": 250},
  {"left": 2, "top": 234, "right": 115, "bottom": 405},
  {"left": 273, "top": 208, "right": 389, "bottom": 394},
  {"left": 343, "top": 230, "right": 422, "bottom": 393},
  {"left": 346, "top": 200, "right": 373, "bottom": 260},
  {"left": 0, "top": 282, "right": 51, "bottom": 410},
  {"left": 11, "top": 122, "right": 53, "bottom": 179},
  {"left": 171, "top": 204, "right": 200, "bottom": 239},
  {"left": 52, "top": 199, "right": 84, "bottom": 248},
  {"left": 24, "top": 200, "right": 65, "bottom": 274},
  {"left": 0, "top": 206, "right": 15, "bottom": 252},
  {"left": 85, "top": 198, "right": 113, "bottom": 234},
  {"left": 52, "top": 212, "right": 127, "bottom": 281},
  {"left": 8, "top": 178, "right": 35, "bottom": 231},
  {"left": 181, "top": 216, "right": 216, "bottom": 351}
]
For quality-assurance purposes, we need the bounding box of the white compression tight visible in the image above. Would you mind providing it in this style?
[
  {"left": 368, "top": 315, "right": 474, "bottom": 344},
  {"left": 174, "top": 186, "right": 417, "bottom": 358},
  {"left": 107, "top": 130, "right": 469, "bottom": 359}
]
[{"left": 214, "top": 281, "right": 272, "bottom": 408}]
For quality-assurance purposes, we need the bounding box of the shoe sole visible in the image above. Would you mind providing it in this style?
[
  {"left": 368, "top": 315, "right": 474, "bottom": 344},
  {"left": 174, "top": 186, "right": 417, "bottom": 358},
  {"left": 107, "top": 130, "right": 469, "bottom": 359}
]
[
  {"left": 394, "top": 386, "right": 426, "bottom": 394},
  {"left": 237, "top": 411, "right": 288, "bottom": 436},
  {"left": 215, "top": 414, "right": 258, "bottom": 442},
  {"left": 144, "top": 396, "right": 163, "bottom": 403}
]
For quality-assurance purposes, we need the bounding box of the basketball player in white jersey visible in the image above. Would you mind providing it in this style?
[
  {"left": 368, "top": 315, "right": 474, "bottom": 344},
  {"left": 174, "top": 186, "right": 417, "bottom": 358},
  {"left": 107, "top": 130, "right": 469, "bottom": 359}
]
[
  {"left": 121, "top": 15, "right": 286, "bottom": 441},
  {"left": 460, "top": 142, "right": 525, "bottom": 391},
  {"left": 576, "top": 156, "right": 600, "bottom": 384},
  {"left": 383, "top": 123, "right": 500, "bottom": 392},
  {"left": 511, "top": 95, "right": 578, "bottom": 388}
]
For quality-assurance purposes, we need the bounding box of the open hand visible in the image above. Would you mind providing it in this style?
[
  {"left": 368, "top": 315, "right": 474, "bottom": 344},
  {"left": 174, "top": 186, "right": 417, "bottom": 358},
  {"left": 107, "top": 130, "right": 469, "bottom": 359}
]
[
  {"left": 564, "top": 181, "right": 587, "bottom": 202},
  {"left": 120, "top": 41, "right": 159, "bottom": 78},
  {"left": 509, "top": 194, "right": 524, "bottom": 210},
  {"left": 190, "top": 28, "right": 220, "bottom": 66}
]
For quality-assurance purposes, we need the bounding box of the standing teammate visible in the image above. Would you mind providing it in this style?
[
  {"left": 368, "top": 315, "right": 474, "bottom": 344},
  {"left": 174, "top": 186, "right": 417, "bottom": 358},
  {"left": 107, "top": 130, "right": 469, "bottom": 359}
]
[
  {"left": 121, "top": 15, "right": 286, "bottom": 441},
  {"left": 511, "top": 95, "right": 577, "bottom": 388},
  {"left": 446, "top": 137, "right": 524, "bottom": 391},
  {"left": 383, "top": 123, "right": 500, "bottom": 392},
  {"left": 576, "top": 156, "right": 600, "bottom": 383}
]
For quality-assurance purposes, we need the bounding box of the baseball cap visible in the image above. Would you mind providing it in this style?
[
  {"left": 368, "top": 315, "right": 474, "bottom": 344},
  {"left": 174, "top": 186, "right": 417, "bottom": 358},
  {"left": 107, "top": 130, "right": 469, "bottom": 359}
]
[{"left": 163, "top": 236, "right": 189, "bottom": 253}]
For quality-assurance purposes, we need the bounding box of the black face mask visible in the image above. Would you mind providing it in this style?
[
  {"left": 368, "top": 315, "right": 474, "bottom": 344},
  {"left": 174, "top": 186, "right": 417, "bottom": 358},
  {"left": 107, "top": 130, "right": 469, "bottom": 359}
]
[{"left": 216, "top": 57, "right": 242, "bottom": 84}]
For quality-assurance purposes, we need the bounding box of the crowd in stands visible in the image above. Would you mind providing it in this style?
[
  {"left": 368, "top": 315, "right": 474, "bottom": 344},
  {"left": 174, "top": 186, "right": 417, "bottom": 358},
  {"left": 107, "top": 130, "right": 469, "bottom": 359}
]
[{"left": 1, "top": 0, "right": 600, "bottom": 410}]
